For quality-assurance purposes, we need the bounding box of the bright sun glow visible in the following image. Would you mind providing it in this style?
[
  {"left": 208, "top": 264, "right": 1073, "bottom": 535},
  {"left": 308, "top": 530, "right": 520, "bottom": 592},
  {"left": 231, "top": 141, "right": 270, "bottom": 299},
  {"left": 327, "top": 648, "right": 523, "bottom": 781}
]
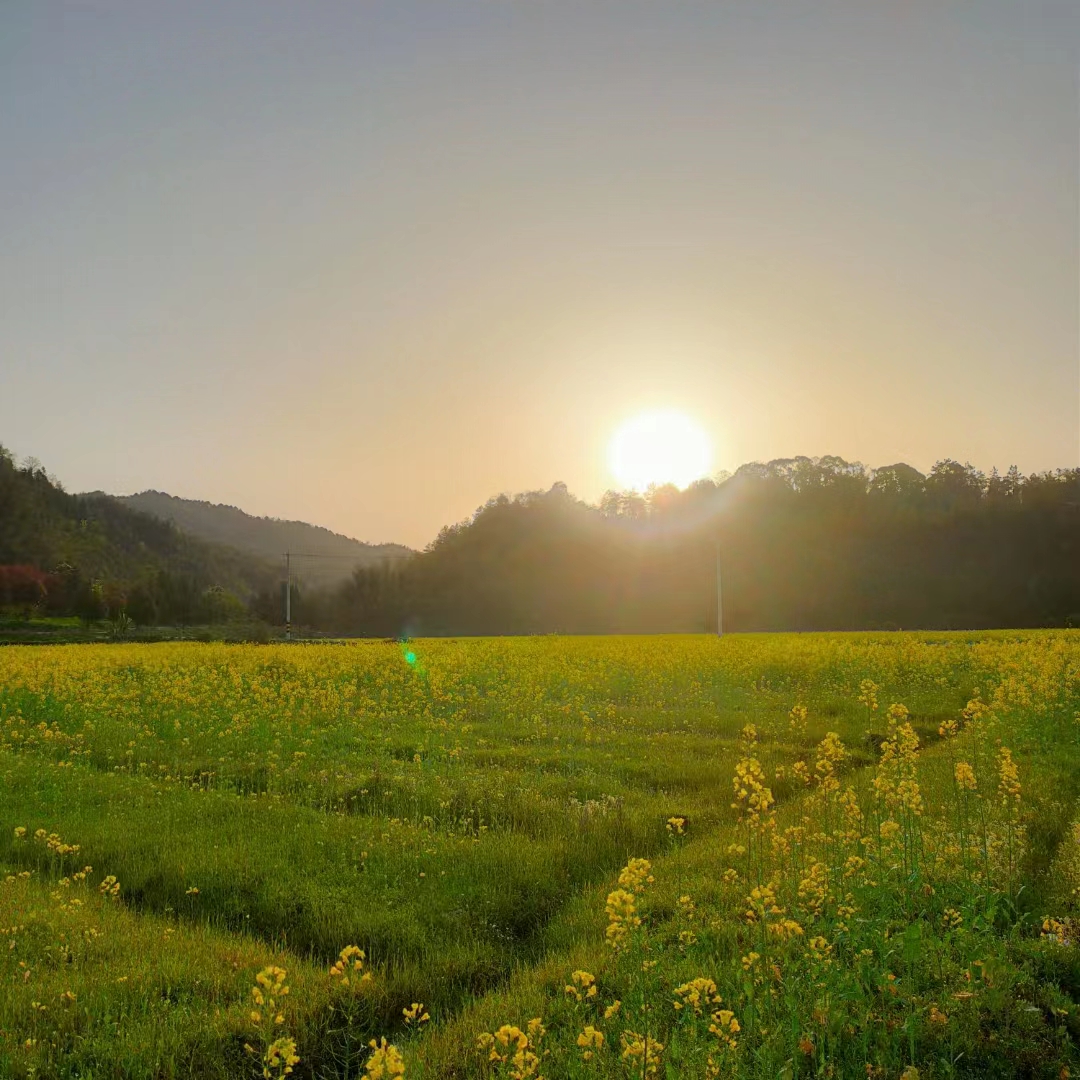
[{"left": 609, "top": 409, "right": 713, "bottom": 491}]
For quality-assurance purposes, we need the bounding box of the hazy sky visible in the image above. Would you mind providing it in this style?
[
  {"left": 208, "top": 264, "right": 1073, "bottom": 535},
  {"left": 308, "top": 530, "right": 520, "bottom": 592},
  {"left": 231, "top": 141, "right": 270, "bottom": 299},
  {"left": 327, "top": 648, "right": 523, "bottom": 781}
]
[{"left": 2, "top": 3, "right": 1077, "bottom": 547}]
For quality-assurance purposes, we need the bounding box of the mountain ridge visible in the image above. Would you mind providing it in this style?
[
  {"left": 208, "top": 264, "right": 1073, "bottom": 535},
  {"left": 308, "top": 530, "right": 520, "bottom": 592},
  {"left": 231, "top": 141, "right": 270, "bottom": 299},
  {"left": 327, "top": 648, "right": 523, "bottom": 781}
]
[
  {"left": 0, "top": 446, "right": 276, "bottom": 622},
  {"left": 99, "top": 491, "right": 413, "bottom": 585}
]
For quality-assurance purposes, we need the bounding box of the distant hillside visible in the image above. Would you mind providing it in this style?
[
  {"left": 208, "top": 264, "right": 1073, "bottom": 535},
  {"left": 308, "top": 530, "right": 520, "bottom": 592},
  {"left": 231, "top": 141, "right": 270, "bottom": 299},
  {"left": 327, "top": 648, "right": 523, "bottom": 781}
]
[
  {"left": 112, "top": 491, "right": 412, "bottom": 587},
  {"left": 319, "top": 458, "right": 1080, "bottom": 636},
  {"left": 0, "top": 445, "right": 275, "bottom": 623}
]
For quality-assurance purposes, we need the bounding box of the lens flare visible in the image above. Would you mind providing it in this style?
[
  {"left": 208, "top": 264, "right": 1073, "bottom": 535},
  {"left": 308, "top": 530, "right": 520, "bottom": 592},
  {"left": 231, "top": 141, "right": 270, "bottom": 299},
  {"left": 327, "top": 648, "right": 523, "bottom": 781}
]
[{"left": 609, "top": 410, "right": 712, "bottom": 491}]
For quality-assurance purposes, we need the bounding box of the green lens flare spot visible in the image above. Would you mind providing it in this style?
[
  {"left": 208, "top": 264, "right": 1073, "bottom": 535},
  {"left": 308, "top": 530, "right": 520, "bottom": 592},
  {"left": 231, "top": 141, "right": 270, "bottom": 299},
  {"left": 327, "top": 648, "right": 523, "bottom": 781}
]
[{"left": 405, "top": 651, "right": 416, "bottom": 665}]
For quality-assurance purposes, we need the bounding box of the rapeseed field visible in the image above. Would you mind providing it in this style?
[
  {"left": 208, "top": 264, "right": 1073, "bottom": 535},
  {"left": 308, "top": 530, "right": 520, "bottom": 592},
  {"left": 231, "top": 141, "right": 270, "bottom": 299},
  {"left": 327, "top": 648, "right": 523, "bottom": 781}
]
[{"left": 2, "top": 632, "right": 1080, "bottom": 1078}]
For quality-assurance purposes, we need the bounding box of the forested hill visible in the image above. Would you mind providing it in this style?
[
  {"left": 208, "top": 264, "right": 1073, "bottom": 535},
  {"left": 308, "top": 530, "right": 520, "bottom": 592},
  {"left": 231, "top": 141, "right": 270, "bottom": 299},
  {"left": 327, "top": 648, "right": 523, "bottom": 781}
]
[
  {"left": 7, "top": 445, "right": 1080, "bottom": 635},
  {"left": 312, "top": 458, "right": 1080, "bottom": 636},
  {"left": 112, "top": 491, "right": 411, "bottom": 578},
  {"left": 0, "top": 446, "right": 274, "bottom": 622}
]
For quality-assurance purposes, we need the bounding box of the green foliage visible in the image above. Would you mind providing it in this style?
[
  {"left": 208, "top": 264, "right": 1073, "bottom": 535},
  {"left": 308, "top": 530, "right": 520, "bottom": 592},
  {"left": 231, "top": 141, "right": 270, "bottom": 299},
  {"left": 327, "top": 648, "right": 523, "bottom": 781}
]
[
  {"left": 6, "top": 443, "right": 1080, "bottom": 638},
  {"left": 0, "top": 444, "right": 275, "bottom": 624},
  {"left": 0, "top": 633, "right": 1079, "bottom": 1077},
  {"left": 317, "top": 459, "right": 1080, "bottom": 636}
]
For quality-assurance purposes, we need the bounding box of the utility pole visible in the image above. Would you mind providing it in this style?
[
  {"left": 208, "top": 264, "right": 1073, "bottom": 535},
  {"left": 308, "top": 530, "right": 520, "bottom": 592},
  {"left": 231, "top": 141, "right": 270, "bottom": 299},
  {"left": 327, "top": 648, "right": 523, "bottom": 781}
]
[
  {"left": 285, "top": 551, "right": 292, "bottom": 641},
  {"left": 715, "top": 540, "right": 723, "bottom": 637}
]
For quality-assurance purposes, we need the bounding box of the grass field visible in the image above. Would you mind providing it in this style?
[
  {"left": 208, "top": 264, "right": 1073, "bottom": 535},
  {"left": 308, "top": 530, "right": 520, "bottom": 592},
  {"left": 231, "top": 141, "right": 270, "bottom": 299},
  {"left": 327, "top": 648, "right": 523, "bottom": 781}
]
[{"left": 2, "top": 632, "right": 1080, "bottom": 1078}]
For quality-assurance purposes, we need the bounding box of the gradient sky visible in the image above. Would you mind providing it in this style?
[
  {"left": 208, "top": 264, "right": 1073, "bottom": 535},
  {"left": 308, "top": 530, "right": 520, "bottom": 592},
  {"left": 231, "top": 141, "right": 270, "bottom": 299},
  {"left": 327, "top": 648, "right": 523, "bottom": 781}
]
[{"left": 2, "top": 2, "right": 1077, "bottom": 548}]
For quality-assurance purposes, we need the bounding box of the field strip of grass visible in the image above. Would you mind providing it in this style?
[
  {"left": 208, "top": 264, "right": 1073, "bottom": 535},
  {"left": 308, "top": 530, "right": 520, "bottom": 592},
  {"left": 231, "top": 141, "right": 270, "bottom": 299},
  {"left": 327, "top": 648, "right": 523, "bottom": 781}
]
[
  {"left": 0, "top": 708, "right": 883, "bottom": 1077},
  {"left": 3, "top": 632, "right": 1079, "bottom": 1077},
  {"left": 0, "top": 867, "right": 342, "bottom": 1078},
  {"left": 412, "top": 697, "right": 1080, "bottom": 1076}
]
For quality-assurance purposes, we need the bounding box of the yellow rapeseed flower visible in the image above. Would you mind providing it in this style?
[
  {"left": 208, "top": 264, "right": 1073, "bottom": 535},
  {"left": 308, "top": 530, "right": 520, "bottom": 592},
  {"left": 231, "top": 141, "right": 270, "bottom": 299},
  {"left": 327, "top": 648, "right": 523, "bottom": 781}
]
[
  {"left": 577, "top": 1025, "right": 604, "bottom": 1060},
  {"left": 402, "top": 1002, "right": 429, "bottom": 1026},
  {"left": 673, "top": 977, "right": 720, "bottom": 1014},
  {"left": 364, "top": 1037, "right": 405, "bottom": 1079},
  {"left": 998, "top": 747, "right": 1021, "bottom": 806},
  {"left": 620, "top": 1031, "right": 663, "bottom": 1076},
  {"left": 564, "top": 969, "right": 597, "bottom": 1001},
  {"left": 955, "top": 762, "right": 977, "bottom": 791},
  {"left": 263, "top": 1037, "right": 299, "bottom": 1079}
]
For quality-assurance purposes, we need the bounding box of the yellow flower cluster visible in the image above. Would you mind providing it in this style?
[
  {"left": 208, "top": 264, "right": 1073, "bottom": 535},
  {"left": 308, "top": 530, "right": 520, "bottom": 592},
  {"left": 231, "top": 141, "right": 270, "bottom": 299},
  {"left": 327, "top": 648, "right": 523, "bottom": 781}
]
[
  {"left": 789, "top": 702, "right": 808, "bottom": 734},
  {"left": 1042, "top": 917, "right": 1072, "bottom": 946},
  {"left": 962, "top": 690, "right": 989, "bottom": 725},
  {"left": 22, "top": 828, "right": 82, "bottom": 857},
  {"left": 329, "top": 944, "right": 372, "bottom": 988},
  {"left": 813, "top": 731, "right": 847, "bottom": 794},
  {"left": 797, "top": 861, "right": 831, "bottom": 919},
  {"left": 605, "top": 858, "right": 652, "bottom": 950},
  {"left": 768, "top": 917, "right": 805, "bottom": 942},
  {"left": 477, "top": 1019, "right": 545, "bottom": 1079},
  {"left": 998, "top": 747, "right": 1021, "bottom": 807},
  {"left": 744, "top": 881, "right": 783, "bottom": 924},
  {"left": 619, "top": 1030, "right": 663, "bottom": 1076},
  {"left": 954, "top": 761, "right": 977, "bottom": 791},
  {"left": 858, "top": 678, "right": 879, "bottom": 716},
  {"left": 617, "top": 857, "right": 654, "bottom": 893},
  {"left": 250, "top": 966, "right": 289, "bottom": 1027},
  {"left": 673, "top": 976, "right": 720, "bottom": 1014},
  {"left": 604, "top": 889, "right": 639, "bottom": 950},
  {"left": 564, "top": 970, "right": 597, "bottom": 1002},
  {"left": 806, "top": 935, "right": 833, "bottom": 965},
  {"left": 244, "top": 967, "right": 298, "bottom": 1080},
  {"left": 873, "top": 707, "right": 923, "bottom": 818},
  {"left": 402, "top": 1002, "right": 429, "bottom": 1026},
  {"left": 707, "top": 1007, "right": 741, "bottom": 1049},
  {"left": 731, "top": 756, "right": 775, "bottom": 827},
  {"left": 364, "top": 1037, "right": 405, "bottom": 1078},
  {"left": 576, "top": 1025, "right": 604, "bottom": 1060},
  {"left": 263, "top": 1037, "right": 299, "bottom": 1079}
]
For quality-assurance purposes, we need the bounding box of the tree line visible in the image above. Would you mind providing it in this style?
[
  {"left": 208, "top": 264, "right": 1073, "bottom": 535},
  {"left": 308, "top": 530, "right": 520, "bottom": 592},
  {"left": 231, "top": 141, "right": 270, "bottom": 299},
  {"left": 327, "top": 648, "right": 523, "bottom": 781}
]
[
  {"left": 0, "top": 445, "right": 273, "bottom": 626},
  {"left": 5, "top": 442, "right": 1078, "bottom": 635},
  {"left": 295, "top": 457, "right": 1080, "bottom": 636}
]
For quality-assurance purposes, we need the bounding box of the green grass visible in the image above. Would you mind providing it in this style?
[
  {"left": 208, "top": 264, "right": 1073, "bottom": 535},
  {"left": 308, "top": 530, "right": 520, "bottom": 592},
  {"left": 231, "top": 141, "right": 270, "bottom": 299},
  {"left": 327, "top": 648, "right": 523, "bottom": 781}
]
[{"left": 1, "top": 632, "right": 1079, "bottom": 1077}]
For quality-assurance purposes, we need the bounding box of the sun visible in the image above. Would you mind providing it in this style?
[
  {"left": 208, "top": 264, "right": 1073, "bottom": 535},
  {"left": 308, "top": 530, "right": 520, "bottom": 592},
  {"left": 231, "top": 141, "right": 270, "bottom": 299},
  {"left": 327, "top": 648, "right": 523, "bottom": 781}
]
[{"left": 608, "top": 409, "right": 713, "bottom": 491}]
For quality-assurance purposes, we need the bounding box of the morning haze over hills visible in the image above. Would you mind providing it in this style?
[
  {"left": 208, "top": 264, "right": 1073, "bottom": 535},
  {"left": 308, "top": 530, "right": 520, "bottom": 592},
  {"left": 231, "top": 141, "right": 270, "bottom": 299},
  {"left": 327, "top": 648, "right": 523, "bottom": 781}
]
[
  {"left": 4, "top": 440, "right": 1079, "bottom": 637},
  {"left": 2, "top": 444, "right": 414, "bottom": 630},
  {"left": 108, "top": 490, "right": 412, "bottom": 576}
]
